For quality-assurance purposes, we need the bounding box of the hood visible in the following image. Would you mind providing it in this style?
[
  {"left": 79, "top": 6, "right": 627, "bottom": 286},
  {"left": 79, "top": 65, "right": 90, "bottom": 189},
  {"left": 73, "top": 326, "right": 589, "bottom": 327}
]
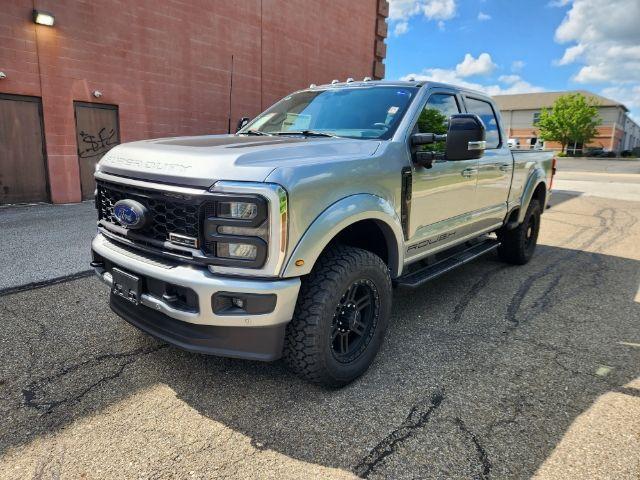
[{"left": 98, "top": 134, "right": 382, "bottom": 187}]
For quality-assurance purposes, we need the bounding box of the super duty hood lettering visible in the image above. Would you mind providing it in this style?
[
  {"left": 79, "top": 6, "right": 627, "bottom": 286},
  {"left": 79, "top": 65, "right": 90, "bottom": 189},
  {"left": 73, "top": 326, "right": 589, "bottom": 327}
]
[
  {"left": 105, "top": 155, "right": 193, "bottom": 173},
  {"left": 98, "top": 135, "right": 381, "bottom": 187}
]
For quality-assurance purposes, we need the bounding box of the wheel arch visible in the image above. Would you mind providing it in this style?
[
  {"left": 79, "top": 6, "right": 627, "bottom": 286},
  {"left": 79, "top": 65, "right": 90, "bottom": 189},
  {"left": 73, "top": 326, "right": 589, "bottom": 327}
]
[
  {"left": 517, "top": 173, "right": 548, "bottom": 224},
  {"left": 282, "top": 194, "right": 405, "bottom": 278}
]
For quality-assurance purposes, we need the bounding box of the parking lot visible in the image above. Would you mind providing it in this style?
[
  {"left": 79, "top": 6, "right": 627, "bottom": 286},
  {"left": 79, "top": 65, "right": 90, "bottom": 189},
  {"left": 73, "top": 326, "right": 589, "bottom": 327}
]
[{"left": 1, "top": 158, "right": 639, "bottom": 479}]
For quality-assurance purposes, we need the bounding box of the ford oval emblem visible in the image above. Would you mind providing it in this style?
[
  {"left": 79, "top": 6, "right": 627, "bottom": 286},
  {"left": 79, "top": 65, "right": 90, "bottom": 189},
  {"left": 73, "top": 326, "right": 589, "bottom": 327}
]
[{"left": 113, "top": 199, "right": 148, "bottom": 229}]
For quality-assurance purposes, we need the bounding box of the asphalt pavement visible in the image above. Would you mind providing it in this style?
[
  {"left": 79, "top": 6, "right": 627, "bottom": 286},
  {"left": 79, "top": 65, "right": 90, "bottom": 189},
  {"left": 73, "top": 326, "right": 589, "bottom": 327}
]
[
  {"left": 0, "top": 201, "right": 96, "bottom": 291},
  {"left": 0, "top": 159, "right": 639, "bottom": 479}
]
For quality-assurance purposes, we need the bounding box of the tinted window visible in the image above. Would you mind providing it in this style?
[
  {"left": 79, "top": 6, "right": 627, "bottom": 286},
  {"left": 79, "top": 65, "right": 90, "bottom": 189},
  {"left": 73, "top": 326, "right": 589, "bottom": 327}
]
[
  {"left": 241, "top": 86, "right": 418, "bottom": 140},
  {"left": 417, "top": 94, "right": 460, "bottom": 152},
  {"left": 464, "top": 97, "right": 500, "bottom": 148}
]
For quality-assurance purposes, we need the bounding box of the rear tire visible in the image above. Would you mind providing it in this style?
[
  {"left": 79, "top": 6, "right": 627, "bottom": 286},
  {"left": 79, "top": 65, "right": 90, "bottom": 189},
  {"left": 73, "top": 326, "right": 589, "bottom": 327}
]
[
  {"left": 497, "top": 199, "right": 541, "bottom": 265},
  {"left": 283, "top": 245, "right": 392, "bottom": 387}
]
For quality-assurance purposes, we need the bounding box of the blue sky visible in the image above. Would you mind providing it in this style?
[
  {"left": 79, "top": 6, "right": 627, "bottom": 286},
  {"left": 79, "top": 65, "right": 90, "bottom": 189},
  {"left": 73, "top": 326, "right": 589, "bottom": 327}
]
[{"left": 384, "top": 0, "right": 640, "bottom": 119}]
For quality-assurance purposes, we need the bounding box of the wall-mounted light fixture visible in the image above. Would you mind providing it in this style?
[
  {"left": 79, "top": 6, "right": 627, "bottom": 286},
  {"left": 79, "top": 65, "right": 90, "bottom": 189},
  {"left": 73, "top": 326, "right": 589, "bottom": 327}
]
[
  {"left": 0, "top": 72, "right": 6, "bottom": 80},
  {"left": 92, "top": 90, "right": 103, "bottom": 98},
  {"left": 33, "top": 10, "right": 55, "bottom": 27}
]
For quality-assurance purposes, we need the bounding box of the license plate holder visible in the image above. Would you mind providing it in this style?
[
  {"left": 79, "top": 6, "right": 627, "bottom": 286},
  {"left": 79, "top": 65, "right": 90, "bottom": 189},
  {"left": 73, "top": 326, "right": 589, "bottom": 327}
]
[{"left": 111, "top": 268, "right": 142, "bottom": 305}]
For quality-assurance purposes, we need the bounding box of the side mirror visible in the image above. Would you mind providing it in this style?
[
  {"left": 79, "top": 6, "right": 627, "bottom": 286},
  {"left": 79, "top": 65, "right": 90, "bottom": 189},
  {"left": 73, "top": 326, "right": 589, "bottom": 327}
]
[
  {"left": 236, "top": 117, "right": 251, "bottom": 132},
  {"left": 445, "top": 114, "right": 486, "bottom": 161},
  {"left": 411, "top": 132, "right": 446, "bottom": 146}
]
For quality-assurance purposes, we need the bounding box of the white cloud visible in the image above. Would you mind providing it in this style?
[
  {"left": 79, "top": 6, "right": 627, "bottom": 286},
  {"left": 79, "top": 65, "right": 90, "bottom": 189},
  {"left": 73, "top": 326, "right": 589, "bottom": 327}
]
[
  {"left": 389, "top": 0, "right": 457, "bottom": 20},
  {"left": 477, "top": 11, "right": 491, "bottom": 21},
  {"left": 548, "top": 0, "right": 571, "bottom": 6},
  {"left": 388, "top": 0, "right": 457, "bottom": 35},
  {"left": 498, "top": 75, "right": 521, "bottom": 84},
  {"left": 554, "top": 44, "right": 585, "bottom": 65},
  {"left": 400, "top": 54, "right": 544, "bottom": 96},
  {"left": 601, "top": 85, "right": 640, "bottom": 111},
  {"left": 393, "top": 21, "right": 409, "bottom": 36},
  {"left": 455, "top": 53, "right": 497, "bottom": 77},
  {"left": 422, "top": 0, "right": 456, "bottom": 19},
  {"left": 511, "top": 60, "right": 525, "bottom": 72},
  {"left": 554, "top": 0, "right": 640, "bottom": 82},
  {"left": 553, "top": 0, "right": 640, "bottom": 115}
]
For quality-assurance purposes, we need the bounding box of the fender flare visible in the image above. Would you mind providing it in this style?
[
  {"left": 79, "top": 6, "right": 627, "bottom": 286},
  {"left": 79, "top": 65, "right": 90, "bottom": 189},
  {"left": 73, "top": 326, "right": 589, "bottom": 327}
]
[
  {"left": 282, "top": 194, "right": 405, "bottom": 278},
  {"left": 517, "top": 168, "right": 547, "bottom": 224}
]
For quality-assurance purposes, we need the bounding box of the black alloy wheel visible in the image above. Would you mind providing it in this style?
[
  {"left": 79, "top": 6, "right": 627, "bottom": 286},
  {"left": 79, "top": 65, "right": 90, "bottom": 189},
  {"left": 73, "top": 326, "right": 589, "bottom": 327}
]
[{"left": 331, "top": 279, "right": 380, "bottom": 363}]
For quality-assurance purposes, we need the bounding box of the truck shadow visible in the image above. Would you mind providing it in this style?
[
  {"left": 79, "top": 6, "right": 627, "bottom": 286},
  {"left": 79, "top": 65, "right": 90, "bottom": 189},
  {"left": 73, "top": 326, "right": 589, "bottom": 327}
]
[
  {"left": 546, "top": 189, "right": 583, "bottom": 209},
  {"left": 2, "top": 245, "right": 639, "bottom": 477},
  {"left": 161, "top": 244, "right": 640, "bottom": 476}
]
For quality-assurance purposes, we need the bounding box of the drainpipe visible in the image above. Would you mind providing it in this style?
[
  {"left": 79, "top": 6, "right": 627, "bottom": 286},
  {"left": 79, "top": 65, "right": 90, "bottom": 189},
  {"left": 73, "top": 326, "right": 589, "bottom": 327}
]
[{"left": 610, "top": 122, "right": 616, "bottom": 152}]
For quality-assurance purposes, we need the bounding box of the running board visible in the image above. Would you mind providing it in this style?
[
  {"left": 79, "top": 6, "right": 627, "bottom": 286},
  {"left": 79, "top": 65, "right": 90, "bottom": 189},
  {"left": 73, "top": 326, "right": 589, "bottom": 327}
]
[{"left": 395, "top": 240, "right": 500, "bottom": 288}]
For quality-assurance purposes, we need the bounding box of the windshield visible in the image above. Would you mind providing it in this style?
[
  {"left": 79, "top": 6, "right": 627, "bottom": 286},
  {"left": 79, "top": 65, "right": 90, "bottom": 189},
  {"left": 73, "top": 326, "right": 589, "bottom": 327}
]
[{"left": 239, "top": 86, "right": 418, "bottom": 140}]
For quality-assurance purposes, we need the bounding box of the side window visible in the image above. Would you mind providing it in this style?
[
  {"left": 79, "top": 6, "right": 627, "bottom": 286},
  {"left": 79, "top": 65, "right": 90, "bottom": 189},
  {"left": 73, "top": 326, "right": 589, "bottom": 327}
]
[
  {"left": 417, "top": 93, "right": 460, "bottom": 152},
  {"left": 464, "top": 97, "right": 500, "bottom": 148}
]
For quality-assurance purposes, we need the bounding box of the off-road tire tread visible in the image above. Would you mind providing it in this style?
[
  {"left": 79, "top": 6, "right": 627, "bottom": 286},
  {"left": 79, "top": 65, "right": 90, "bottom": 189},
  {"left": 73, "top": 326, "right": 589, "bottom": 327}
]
[
  {"left": 283, "top": 245, "right": 391, "bottom": 387},
  {"left": 498, "top": 199, "right": 541, "bottom": 265}
]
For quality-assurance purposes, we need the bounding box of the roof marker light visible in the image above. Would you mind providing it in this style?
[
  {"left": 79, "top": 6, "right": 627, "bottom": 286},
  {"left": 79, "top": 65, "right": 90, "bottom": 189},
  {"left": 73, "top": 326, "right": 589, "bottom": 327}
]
[
  {"left": 346, "top": 77, "right": 354, "bottom": 83},
  {"left": 363, "top": 77, "right": 372, "bottom": 82},
  {"left": 331, "top": 79, "right": 339, "bottom": 84}
]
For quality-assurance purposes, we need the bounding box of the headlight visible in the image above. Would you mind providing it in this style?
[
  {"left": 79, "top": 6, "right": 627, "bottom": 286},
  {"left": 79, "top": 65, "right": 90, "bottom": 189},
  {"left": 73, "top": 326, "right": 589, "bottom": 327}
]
[
  {"left": 218, "top": 201, "right": 258, "bottom": 219},
  {"left": 217, "top": 222, "right": 268, "bottom": 240},
  {"left": 206, "top": 182, "right": 288, "bottom": 276},
  {"left": 202, "top": 195, "right": 269, "bottom": 268}
]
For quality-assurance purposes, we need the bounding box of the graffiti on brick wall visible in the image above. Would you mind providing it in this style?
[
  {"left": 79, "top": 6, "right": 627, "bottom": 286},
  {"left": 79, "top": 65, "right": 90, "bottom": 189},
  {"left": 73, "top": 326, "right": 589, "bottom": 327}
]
[{"left": 78, "top": 127, "right": 118, "bottom": 158}]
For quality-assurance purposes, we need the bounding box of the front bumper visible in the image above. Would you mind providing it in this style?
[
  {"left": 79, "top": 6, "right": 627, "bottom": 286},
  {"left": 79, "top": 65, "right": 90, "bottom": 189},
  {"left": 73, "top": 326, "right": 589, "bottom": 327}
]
[{"left": 91, "top": 233, "right": 301, "bottom": 360}]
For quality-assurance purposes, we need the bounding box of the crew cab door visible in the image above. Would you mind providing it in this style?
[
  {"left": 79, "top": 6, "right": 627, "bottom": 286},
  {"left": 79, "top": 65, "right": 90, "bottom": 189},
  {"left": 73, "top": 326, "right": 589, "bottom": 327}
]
[
  {"left": 406, "top": 91, "right": 479, "bottom": 260},
  {"left": 462, "top": 96, "right": 511, "bottom": 225}
]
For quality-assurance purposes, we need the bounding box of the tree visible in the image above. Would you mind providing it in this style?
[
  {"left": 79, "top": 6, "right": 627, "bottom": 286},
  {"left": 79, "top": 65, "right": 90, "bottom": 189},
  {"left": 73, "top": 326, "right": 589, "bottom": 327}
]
[
  {"left": 536, "top": 93, "right": 601, "bottom": 154},
  {"left": 417, "top": 107, "right": 448, "bottom": 135},
  {"left": 417, "top": 108, "right": 448, "bottom": 152}
]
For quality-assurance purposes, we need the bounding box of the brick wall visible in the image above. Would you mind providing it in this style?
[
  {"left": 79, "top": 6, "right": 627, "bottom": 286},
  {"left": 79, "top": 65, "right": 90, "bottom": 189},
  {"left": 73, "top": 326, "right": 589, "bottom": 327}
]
[
  {"left": 508, "top": 125, "right": 620, "bottom": 151},
  {"left": 0, "top": 0, "right": 387, "bottom": 203}
]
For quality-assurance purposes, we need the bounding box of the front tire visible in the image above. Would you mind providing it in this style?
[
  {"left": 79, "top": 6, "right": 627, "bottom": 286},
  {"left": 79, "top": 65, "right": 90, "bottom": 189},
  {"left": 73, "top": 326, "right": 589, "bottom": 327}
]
[
  {"left": 283, "top": 245, "right": 392, "bottom": 387},
  {"left": 497, "top": 199, "right": 541, "bottom": 265}
]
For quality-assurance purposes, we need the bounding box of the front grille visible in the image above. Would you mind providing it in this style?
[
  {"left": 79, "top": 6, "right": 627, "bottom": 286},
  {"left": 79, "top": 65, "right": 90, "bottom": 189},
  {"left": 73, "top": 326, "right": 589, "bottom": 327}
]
[
  {"left": 97, "top": 181, "right": 204, "bottom": 245},
  {"left": 95, "top": 180, "right": 269, "bottom": 268}
]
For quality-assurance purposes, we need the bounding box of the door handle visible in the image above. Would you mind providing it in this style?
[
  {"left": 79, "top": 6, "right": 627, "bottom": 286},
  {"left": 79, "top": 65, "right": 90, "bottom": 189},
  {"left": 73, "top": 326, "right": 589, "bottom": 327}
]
[
  {"left": 461, "top": 168, "right": 477, "bottom": 178},
  {"left": 499, "top": 163, "right": 511, "bottom": 172}
]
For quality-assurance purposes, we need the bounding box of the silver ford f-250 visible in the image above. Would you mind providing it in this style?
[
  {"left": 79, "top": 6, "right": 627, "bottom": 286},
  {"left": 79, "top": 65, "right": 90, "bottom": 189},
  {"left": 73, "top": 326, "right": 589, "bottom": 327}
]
[{"left": 91, "top": 80, "right": 555, "bottom": 386}]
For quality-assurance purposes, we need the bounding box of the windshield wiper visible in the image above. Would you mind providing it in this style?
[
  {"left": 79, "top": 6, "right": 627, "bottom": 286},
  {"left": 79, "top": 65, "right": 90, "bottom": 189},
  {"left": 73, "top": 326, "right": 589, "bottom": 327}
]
[
  {"left": 273, "top": 130, "right": 338, "bottom": 138},
  {"left": 240, "top": 129, "right": 272, "bottom": 136}
]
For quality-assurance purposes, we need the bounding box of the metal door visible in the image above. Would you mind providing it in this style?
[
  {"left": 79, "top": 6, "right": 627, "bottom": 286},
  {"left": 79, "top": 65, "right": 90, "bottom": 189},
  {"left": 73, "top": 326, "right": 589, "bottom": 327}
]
[
  {"left": 463, "top": 96, "right": 511, "bottom": 225},
  {"left": 406, "top": 91, "right": 480, "bottom": 262},
  {"left": 0, "top": 94, "right": 49, "bottom": 204},
  {"left": 74, "top": 102, "right": 120, "bottom": 199}
]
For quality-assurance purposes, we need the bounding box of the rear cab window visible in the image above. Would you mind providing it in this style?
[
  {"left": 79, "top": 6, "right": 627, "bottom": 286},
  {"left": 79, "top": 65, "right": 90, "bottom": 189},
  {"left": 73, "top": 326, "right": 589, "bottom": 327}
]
[{"left": 463, "top": 96, "right": 501, "bottom": 148}]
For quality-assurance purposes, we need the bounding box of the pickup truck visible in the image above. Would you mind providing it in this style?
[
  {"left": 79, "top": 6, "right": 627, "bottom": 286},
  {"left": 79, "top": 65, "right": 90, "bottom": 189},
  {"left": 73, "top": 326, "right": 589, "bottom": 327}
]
[{"left": 91, "top": 80, "right": 555, "bottom": 387}]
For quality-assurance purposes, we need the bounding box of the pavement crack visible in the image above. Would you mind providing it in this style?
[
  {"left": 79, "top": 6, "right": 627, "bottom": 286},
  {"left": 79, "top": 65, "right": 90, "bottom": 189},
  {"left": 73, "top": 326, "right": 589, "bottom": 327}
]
[
  {"left": 505, "top": 265, "right": 554, "bottom": 329},
  {"left": 454, "top": 417, "right": 491, "bottom": 480},
  {"left": 353, "top": 389, "right": 444, "bottom": 478},
  {"left": 451, "top": 265, "right": 508, "bottom": 324},
  {"left": 487, "top": 393, "right": 529, "bottom": 435},
  {"left": 21, "top": 344, "right": 168, "bottom": 413},
  {"left": 0, "top": 270, "right": 94, "bottom": 297},
  {"left": 502, "top": 204, "right": 626, "bottom": 332}
]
